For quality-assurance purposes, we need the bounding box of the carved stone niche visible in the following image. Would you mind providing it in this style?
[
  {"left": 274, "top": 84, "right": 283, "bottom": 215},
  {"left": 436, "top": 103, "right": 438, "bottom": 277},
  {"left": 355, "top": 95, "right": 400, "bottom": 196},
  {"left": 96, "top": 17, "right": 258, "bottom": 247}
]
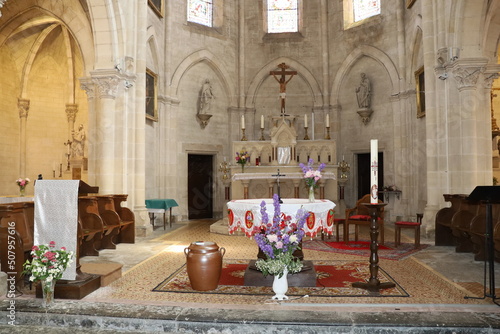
[{"left": 270, "top": 117, "right": 297, "bottom": 165}]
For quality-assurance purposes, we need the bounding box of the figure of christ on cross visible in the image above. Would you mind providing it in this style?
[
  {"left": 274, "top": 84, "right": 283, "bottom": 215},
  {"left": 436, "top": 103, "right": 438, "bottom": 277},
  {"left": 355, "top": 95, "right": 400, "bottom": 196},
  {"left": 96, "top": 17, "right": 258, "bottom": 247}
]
[{"left": 270, "top": 63, "right": 297, "bottom": 115}]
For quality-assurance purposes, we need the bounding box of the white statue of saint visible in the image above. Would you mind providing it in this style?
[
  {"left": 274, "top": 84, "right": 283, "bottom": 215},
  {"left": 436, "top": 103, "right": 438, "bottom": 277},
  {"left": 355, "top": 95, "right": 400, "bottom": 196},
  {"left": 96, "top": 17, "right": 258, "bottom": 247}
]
[{"left": 199, "top": 79, "right": 215, "bottom": 114}]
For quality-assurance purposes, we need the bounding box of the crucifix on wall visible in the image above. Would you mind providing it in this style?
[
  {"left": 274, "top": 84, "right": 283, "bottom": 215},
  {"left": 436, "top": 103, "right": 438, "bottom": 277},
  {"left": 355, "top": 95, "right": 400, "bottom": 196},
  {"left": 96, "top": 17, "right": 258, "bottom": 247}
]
[{"left": 270, "top": 63, "right": 297, "bottom": 115}]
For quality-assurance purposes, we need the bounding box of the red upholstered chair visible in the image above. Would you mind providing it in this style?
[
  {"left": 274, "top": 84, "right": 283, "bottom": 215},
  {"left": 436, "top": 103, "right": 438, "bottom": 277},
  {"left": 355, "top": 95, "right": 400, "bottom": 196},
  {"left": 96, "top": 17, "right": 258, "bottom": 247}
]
[
  {"left": 345, "top": 194, "right": 385, "bottom": 245},
  {"left": 395, "top": 213, "right": 423, "bottom": 248}
]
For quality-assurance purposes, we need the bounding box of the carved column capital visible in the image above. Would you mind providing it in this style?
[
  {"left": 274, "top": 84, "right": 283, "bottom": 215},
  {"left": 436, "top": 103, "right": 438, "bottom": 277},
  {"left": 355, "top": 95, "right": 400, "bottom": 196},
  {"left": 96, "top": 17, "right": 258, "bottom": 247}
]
[
  {"left": 80, "top": 78, "right": 96, "bottom": 99},
  {"left": 17, "top": 98, "right": 30, "bottom": 118},
  {"left": 449, "top": 59, "right": 488, "bottom": 91},
  {"left": 92, "top": 75, "right": 120, "bottom": 99},
  {"left": 65, "top": 103, "right": 79, "bottom": 123}
]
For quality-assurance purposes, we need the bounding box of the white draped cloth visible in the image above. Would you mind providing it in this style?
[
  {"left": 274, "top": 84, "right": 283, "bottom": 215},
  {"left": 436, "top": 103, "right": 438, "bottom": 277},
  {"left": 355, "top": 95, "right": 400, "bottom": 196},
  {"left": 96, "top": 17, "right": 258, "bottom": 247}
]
[
  {"left": 34, "top": 180, "right": 79, "bottom": 280},
  {"left": 227, "top": 198, "right": 336, "bottom": 238}
]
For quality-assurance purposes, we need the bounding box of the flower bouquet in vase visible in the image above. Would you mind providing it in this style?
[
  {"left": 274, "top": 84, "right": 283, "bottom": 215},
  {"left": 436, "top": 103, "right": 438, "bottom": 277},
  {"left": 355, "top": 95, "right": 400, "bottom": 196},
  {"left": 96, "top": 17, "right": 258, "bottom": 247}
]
[
  {"left": 253, "top": 194, "right": 309, "bottom": 300},
  {"left": 23, "top": 241, "right": 74, "bottom": 307},
  {"left": 235, "top": 150, "right": 250, "bottom": 173},
  {"left": 299, "top": 159, "right": 326, "bottom": 202},
  {"left": 16, "top": 177, "right": 30, "bottom": 196}
]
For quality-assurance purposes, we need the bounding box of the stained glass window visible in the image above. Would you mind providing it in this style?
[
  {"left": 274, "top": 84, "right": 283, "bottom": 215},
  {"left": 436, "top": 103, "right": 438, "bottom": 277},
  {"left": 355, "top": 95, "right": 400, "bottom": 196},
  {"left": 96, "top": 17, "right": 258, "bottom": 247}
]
[
  {"left": 267, "top": 0, "right": 298, "bottom": 33},
  {"left": 188, "top": 0, "right": 213, "bottom": 27},
  {"left": 353, "top": 0, "right": 380, "bottom": 22}
]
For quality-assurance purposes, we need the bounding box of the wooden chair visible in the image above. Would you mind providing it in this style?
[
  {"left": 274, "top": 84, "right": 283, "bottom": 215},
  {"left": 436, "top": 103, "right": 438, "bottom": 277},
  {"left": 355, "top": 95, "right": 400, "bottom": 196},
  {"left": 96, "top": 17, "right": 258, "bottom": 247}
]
[
  {"left": 344, "top": 194, "right": 385, "bottom": 245},
  {"left": 395, "top": 213, "right": 423, "bottom": 248}
]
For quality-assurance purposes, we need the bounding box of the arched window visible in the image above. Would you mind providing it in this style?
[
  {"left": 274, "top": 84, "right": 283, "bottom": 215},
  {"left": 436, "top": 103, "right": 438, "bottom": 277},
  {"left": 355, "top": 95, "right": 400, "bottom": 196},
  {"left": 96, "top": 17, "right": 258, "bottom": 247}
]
[
  {"left": 354, "top": 0, "right": 380, "bottom": 22},
  {"left": 187, "top": 0, "right": 213, "bottom": 27},
  {"left": 267, "top": 0, "right": 299, "bottom": 34},
  {"left": 344, "top": 0, "right": 381, "bottom": 29}
]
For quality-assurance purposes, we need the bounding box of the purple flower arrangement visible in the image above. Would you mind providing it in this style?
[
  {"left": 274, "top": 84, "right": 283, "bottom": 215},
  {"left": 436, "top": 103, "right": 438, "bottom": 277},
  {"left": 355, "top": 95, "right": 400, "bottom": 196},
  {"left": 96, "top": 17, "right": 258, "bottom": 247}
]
[
  {"left": 299, "top": 158, "right": 326, "bottom": 188},
  {"left": 253, "top": 194, "right": 309, "bottom": 277}
]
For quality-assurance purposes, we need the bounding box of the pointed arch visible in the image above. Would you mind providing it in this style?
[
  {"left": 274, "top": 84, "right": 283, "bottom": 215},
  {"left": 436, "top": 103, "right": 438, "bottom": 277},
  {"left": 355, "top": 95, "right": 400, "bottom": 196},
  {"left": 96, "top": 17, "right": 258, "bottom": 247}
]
[
  {"left": 330, "top": 45, "right": 400, "bottom": 107},
  {"left": 169, "top": 49, "right": 235, "bottom": 105},
  {"left": 245, "top": 57, "right": 323, "bottom": 109}
]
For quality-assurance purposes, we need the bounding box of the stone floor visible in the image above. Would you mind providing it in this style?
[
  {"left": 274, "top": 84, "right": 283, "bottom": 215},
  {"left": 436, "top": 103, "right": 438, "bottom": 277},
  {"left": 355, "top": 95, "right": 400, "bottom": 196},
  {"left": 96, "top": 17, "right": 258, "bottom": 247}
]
[{"left": 2, "top": 218, "right": 500, "bottom": 333}]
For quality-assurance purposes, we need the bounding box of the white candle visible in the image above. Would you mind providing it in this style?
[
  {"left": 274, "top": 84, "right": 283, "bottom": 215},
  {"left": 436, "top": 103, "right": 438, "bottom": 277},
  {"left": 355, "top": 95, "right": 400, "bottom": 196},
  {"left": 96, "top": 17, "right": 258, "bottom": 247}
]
[
  {"left": 326, "top": 114, "right": 329, "bottom": 126},
  {"left": 261, "top": 115, "right": 264, "bottom": 129},
  {"left": 304, "top": 114, "right": 308, "bottom": 127},
  {"left": 241, "top": 115, "right": 245, "bottom": 129},
  {"left": 370, "top": 139, "right": 378, "bottom": 204}
]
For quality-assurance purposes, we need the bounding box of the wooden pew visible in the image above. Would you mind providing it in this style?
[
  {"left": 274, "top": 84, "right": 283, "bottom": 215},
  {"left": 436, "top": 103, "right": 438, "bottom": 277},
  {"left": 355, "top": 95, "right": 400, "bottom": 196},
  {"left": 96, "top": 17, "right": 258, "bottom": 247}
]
[
  {"left": 450, "top": 198, "right": 480, "bottom": 253},
  {"left": 435, "top": 194, "right": 466, "bottom": 246},
  {"left": 0, "top": 202, "right": 34, "bottom": 288},
  {"left": 111, "top": 194, "right": 135, "bottom": 243},
  {"left": 78, "top": 196, "right": 120, "bottom": 251},
  {"left": 469, "top": 203, "right": 500, "bottom": 261},
  {"left": 95, "top": 195, "right": 135, "bottom": 244}
]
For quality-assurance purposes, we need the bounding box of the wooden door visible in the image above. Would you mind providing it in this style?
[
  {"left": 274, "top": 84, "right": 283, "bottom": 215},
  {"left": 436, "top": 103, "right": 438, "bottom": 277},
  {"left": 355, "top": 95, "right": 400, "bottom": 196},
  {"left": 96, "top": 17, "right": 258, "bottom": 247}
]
[
  {"left": 357, "top": 152, "right": 384, "bottom": 200},
  {"left": 188, "top": 154, "right": 213, "bottom": 219}
]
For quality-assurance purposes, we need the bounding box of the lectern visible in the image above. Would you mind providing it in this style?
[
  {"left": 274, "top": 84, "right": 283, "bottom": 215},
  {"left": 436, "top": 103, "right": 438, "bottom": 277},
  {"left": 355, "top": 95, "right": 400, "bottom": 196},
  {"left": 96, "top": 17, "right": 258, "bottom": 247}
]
[{"left": 465, "top": 186, "right": 500, "bottom": 306}]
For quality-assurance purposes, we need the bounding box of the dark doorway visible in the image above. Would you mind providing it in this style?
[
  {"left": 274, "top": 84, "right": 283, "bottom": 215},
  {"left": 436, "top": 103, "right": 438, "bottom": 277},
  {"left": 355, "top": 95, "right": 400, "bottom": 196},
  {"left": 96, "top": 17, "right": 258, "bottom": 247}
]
[
  {"left": 357, "top": 152, "right": 384, "bottom": 200},
  {"left": 188, "top": 154, "right": 213, "bottom": 219}
]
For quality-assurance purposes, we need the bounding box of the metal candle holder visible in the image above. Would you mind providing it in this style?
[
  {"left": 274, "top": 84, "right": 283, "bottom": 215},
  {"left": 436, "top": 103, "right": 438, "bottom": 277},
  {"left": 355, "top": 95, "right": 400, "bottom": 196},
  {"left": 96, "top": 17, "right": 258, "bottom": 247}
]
[{"left": 304, "top": 126, "right": 310, "bottom": 140}]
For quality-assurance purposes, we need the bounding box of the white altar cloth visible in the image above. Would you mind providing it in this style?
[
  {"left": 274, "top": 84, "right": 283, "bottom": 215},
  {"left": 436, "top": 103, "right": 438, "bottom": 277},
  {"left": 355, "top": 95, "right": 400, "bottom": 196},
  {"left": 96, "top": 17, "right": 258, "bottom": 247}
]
[
  {"left": 227, "top": 198, "right": 336, "bottom": 238},
  {"left": 34, "top": 180, "right": 79, "bottom": 280}
]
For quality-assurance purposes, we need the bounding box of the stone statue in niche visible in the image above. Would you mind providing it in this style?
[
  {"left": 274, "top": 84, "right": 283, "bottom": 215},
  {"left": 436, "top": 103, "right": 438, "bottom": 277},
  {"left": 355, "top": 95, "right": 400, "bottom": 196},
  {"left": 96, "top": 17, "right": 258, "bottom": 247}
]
[
  {"left": 356, "top": 73, "right": 371, "bottom": 109},
  {"left": 71, "top": 124, "right": 86, "bottom": 157},
  {"left": 199, "top": 79, "right": 215, "bottom": 114},
  {"left": 355, "top": 73, "right": 373, "bottom": 125}
]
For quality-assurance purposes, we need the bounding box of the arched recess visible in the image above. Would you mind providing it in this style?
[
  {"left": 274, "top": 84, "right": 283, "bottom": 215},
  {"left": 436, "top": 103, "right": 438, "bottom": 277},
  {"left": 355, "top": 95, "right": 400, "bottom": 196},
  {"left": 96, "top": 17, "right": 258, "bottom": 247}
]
[
  {"left": 146, "top": 32, "right": 160, "bottom": 75},
  {"left": 245, "top": 57, "right": 323, "bottom": 109},
  {"left": 330, "top": 45, "right": 400, "bottom": 107},
  {"left": 169, "top": 49, "right": 235, "bottom": 105}
]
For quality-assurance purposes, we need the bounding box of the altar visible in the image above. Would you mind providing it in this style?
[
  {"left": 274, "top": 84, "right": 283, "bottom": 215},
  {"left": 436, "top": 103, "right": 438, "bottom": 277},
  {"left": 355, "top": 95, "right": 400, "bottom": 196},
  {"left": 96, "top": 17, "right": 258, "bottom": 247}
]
[{"left": 227, "top": 198, "right": 336, "bottom": 238}]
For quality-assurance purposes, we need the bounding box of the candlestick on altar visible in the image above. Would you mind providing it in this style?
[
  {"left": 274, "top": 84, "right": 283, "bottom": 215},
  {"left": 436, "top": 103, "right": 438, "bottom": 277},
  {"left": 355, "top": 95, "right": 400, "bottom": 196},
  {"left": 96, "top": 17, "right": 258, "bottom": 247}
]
[
  {"left": 261, "top": 115, "right": 264, "bottom": 129},
  {"left": 304, "top": 114, "right": 308, "bottom": 128},
  {"left": 370, "top": 139, "right": 378, "bottom": 204},
  {"left": 241, "top": 128, "right": 247, "bottom": 141},
  {"left": 241, "top": 115, "right": 245, "bottom": 129},
  {"left": 259, "top": 128, "right": 265, "bottom": 141},
  {"left": 304, "top": 126, "right": 310, "bottom": 140},
  {"left": 325, "top": 126, "right": 331, "bottom": 140}
]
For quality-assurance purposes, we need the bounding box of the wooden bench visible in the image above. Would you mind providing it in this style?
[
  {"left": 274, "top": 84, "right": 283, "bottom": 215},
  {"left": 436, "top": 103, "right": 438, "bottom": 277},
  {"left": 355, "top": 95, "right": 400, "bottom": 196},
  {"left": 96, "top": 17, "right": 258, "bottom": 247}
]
[
  {"left": 111, "top": 194, "right": 135, "bottom": 243},
  {"left": 435, "top": 194, "right": 466, "bottom": 246},
  {"left": 79, "top": 196, "right": 120, "bottom": 251}
]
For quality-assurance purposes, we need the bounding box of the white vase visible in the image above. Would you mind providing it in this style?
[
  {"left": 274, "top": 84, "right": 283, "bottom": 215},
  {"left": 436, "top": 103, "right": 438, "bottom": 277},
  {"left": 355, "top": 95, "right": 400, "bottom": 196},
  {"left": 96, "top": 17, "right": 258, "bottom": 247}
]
[
  {"left": 308, "top": 186, "right": 315, "bottom": 202},
  {"left": 272, "top": 269, "right": 289, "bottom": 300}
]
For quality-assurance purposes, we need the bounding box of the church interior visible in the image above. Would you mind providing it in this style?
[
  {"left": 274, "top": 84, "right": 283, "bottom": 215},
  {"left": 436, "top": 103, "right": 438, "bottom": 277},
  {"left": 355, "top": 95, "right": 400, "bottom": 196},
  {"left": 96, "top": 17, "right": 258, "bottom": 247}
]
[{"left": 2, "top": 0, "right": 500, "bottom": 332}]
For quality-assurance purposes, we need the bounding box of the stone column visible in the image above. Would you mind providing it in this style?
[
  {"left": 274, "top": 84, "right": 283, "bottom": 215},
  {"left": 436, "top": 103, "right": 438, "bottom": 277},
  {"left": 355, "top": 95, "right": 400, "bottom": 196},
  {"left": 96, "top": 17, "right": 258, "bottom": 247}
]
[
  {"left": 17, "top": 98, "right": 30, "bottom": 178},
  {"left": 91, "top": 71, "right": 120, "bottom": 194},
  {"left": 80, "top": 78, "right": 97, "bottom": 184},
  {"left": 450, "top": 60, "right": 488, "bottom": 191}
]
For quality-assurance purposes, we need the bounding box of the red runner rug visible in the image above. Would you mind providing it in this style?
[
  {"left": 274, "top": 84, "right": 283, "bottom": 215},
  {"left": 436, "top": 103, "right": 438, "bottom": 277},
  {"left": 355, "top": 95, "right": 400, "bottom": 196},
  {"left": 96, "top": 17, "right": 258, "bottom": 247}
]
[
  {"left": 302, "top": 240, "right": 430, "bottom": 261},
  {"left": 153, "top": 259, "right": 408, "bottom": 298}
]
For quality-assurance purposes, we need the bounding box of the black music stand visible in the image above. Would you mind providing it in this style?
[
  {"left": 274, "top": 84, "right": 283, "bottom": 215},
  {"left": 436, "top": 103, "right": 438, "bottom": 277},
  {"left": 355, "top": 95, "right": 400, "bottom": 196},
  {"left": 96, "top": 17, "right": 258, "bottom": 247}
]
[{"left": 464, "top": 186, "right": 500, "bottom": 306}]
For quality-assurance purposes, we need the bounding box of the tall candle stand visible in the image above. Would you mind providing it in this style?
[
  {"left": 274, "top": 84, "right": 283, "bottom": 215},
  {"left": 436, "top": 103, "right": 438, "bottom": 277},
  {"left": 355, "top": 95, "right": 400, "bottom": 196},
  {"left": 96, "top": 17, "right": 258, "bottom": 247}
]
[
  {"left": 325, "top": 126, "right": 331, "bottom": 140},
  {"left": 259, "top": 128, "right": 265, "bottom": 141},
  {"left": 304, "top": 126, "right": 310, "bottom": 140},
  {"left": 241, "top": 128, "right": 247, "bottom": 141},
  {"left": 351, "top": 203, "right": 395, "bottom": 293}
]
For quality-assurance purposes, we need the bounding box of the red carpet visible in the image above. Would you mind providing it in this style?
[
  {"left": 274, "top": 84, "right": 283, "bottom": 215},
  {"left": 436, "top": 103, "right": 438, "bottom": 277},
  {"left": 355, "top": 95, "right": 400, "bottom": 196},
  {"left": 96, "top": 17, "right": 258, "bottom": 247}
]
[
  {"left": 153, "top": 259, "right": 408, "bottom": 297},
  {"left": 302, "top": 240, "right": 429, "bottom": 260}
]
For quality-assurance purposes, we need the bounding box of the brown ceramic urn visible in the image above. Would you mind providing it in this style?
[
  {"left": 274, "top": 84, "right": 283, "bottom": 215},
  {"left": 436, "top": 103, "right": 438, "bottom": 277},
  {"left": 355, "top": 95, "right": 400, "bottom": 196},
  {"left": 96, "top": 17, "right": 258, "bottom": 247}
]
[{"left": 184, "top": 241, "right": 225, "bottom": 291}]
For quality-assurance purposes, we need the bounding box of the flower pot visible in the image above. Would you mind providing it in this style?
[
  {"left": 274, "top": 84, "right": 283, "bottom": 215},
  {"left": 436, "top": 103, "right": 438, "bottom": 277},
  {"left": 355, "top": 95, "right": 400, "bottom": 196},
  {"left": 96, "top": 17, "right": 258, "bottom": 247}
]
[
  {"left": 184, "top": 241, "right": 225, "bottom": 291},
  {"left": 41, "top": 279, "right": 55, "bottom": 307},
  {"left": 272, "top": 268, "right": 289, "bottom": 300}
]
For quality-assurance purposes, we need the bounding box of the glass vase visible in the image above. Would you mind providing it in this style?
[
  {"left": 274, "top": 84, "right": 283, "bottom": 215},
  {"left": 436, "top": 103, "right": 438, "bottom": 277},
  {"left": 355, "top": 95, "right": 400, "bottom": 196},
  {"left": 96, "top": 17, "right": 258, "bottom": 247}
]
[
  {"left": 41, "top": 279, "right": 56, "bottom": 307},
  {"left": 308, "top": 186, "right": 315, "bottom": 202},
  {"left": 272, "top": 268, "right": 289, "bottom": 300},
  {"left": 241, "top": 164, "right": 245, "bottom": 173},
  {"left": 19, "top": 186, "right": 25, "bottom": 197}
]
